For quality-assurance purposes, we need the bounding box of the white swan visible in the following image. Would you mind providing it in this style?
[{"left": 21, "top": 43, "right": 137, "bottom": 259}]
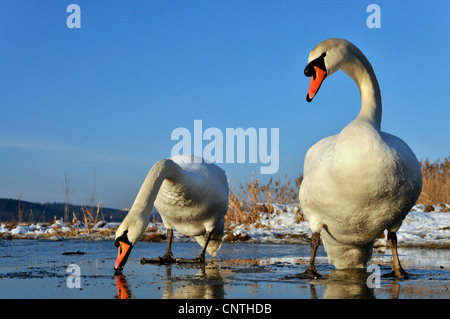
[
  {"left": 299, "top": 38, "right": 422, "bottom": 278},
  {"left": 114, "top": 155, "right": 229, "bottom": 272}
]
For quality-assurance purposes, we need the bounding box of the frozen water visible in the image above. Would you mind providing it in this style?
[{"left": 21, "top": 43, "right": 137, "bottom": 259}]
[{"left": 0, "top": 240, "right": 449, "bottom": 299}]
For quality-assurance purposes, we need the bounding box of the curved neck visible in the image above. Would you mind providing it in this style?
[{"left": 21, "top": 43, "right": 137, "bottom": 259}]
[
  {"left": 341, "top": 55, "right": 382, "bottom": 130},
  {"left": 128, "top": 159, "right": 182, "bottom": 231}
]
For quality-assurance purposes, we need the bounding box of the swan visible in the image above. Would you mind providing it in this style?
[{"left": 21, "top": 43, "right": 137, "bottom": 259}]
[
  {"left": 298, "top": 38, "right": 422, "bottom": 278},
  {"left": 114, "top": 155, "right": 229, "bottom": 272}
]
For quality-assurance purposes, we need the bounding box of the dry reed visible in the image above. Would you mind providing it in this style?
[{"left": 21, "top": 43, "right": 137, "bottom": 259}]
[
  {"left": 225, "top": 173, "right": 304, "bottom": 232},
  {"left": 225, "top": 157, "right": 449, "bottom": 233},
  {"left": 3, "top": 158, "right": 447, "bottom": 241},
  {"left": 417, "top": 157, "right": 449, "bottom": 208}
]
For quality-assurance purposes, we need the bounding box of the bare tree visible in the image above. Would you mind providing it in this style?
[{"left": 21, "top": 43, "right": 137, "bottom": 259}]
[
  {"left": 62, "top": 173, "right": 74, "bottom": 222},
  {"left": 17, "top": 193, "right": 23, "bottom": 223}
]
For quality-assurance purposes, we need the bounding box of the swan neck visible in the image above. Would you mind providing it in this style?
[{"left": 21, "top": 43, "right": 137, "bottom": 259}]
[
  {"left": 341, "top": 56, "right": 382, "bottom": 130},
  {"left": 129, "top": 159, "right": 181, "bottom": 227}
]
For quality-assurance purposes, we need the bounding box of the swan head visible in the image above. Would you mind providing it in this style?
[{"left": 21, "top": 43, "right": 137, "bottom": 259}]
[
  {"left": 114, "top": 211, "right": 148, "bottom": 272},
  {"left": 304, "top": 38, "right": 357, "bottom": 102},
  {"left": 114, "top": 229, "right": 133, "bottom": 273}
]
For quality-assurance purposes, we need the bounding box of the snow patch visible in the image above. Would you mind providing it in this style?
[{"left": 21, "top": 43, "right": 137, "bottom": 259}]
[{"left": 1, "top": 204, "right": 448, "bottom": 247}]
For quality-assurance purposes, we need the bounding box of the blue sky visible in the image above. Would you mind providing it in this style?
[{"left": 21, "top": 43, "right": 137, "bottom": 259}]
[{"left": 1, "top": 1, "right": 449, "bottom": 209}]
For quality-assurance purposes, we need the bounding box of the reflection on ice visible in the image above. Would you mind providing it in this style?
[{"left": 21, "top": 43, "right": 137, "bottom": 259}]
[
  {"left": 161, "top": 262, "right": 225, "bottom": 299},
  {"left": 114, "top": 261, "right": 225, "bottom": 299},
  {"left": 1, "top": 241, "right": 449, "bottom": 299}
]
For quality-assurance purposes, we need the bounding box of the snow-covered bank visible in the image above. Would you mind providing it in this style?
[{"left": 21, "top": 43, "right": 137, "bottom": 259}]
[
  {"left": 226, "top": 203, "right": 450, "bottom": 247},
  {"left": 1, "top": 204, "right": 449, "bottom": 248}
]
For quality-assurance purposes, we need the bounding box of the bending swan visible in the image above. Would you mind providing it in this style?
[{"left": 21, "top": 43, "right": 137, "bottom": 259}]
[
  {"left": 299, "top": 38, "right": 422, "bottom": 278},
  {"left": 114, "top": 155, "right": 228, "bottom": 272}
]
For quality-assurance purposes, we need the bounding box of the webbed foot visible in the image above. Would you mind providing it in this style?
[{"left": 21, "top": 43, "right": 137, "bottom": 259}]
[
  {"left": 295, "top": 267, "right": 326, "bottom": 279},
  {"left": 140, "top": 253, "right": 177, "bottom": 264}
]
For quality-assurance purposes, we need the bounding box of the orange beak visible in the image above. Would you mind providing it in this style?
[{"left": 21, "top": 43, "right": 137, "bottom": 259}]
[
  {"left": 114, "top": 241, "right": 132, "bottom": 272},
  {"left": 306, "top": 66, "right": 327, "bottom": 102}
]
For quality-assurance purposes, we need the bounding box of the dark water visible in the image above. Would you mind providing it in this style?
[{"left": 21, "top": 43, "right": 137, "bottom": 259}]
[{"left": 0, "top": 239, "right": 449, "bottom": 299}]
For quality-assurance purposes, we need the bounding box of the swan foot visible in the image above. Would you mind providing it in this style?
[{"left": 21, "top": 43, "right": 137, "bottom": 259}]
[
  {"left": 140, "top": 230, "right": 211, "bottom": 265},
  {"left": 140, "top": 253, "right": 207, "bottom": 264},
  {"left": 140, "top": 253, "right": 178, "bottom": 264},
  {"left": 295, "top": 267, "right": 326, "bottom": 280},
  {"left": 141, "top": 228, "right": 179, "bottom": 264},
  {"left": 383, "top": 231, "right": 411, "bottom": 279},
  {"left": 174, "top": 231, "right": 211, "bottom": 263},
  {"left": 294, "top": 232, "right": 325, "bottom": 279},
  {"left": 175, "top": 256, "right": 206, "bottom": 263},
  {"left": 382, "top": 267, "right": 411, "bottom": 279}
]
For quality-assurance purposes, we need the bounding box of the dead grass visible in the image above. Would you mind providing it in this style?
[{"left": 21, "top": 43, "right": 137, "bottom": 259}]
[
  {"left": 417, "top": 157, "right": 449, "bottom": 208},
  {"left": 224, "top": 157, "right": 449, "bottom": 234},
  {"left": 141, "top": 233, "right": 167, "bottom": 242},
  {"left": 223, "top": 232, "right": 252, "bottom": 242},
  {"left": 2, "top": 157, "right": 448, "bottom": 242},
  {"left": 225, "top": 173, "right": 304, "bottom": 231},
  {"left": 81, "top": 201, "right": 105, "bottom": 226}
]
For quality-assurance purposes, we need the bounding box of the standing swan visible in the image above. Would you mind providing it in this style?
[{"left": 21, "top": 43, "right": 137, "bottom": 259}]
[
  {"left": 299, "top": 39, "right": 422, "bottom": 278},
  {"left": 114, "top": 155, "right": 228, "bottom": 273}
]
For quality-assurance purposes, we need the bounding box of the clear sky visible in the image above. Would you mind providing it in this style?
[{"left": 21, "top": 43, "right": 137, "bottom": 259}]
[{"left": 1, "top": 1, "right": 449, "bottom": 209}]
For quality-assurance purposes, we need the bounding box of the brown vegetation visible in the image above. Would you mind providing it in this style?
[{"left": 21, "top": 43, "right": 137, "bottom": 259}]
[
  {"left": 224, "top": 157, "right": 449, "bottom": 234},
  {"left": 2, "top": 158, "right": 447, "bottom": 242},
  {"left": 224, "top": 174, "right": 304, "bottom": 234},
  {"left": 417, "top": 157, "right": 449, "bottom": 207}
]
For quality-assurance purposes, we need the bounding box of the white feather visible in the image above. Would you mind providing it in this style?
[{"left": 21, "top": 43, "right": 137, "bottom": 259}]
[
  {"left": 300, "top": 39, "right": 422, "bottom": 269},
  {"left": 116, "top": 155, "right": 228, "bottom": 257}
]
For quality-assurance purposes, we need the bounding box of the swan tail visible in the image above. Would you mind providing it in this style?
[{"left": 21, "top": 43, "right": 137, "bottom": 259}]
[{"left": 195, "top": 235, "right": 223, "bottom": 257}]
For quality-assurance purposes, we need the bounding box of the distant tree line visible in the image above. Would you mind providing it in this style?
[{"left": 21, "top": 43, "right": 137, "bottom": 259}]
[{"left": 0, "top": 198, "right": 127, "bottom": 223}]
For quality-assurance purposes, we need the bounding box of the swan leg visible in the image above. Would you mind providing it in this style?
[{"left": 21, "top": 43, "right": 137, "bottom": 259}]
[
  {"left": 140, "top": 228, "right": 177, "bottom": 264},
  {"left": 176, "top": 231, "right": 212, "bottom": 263},
  {"left": 382, "top": 231, "right": 410, "bottom": 278},
  {"left": 197, "top": 230, "right": 212, "bottom": 261},
  {"left": 296, "top": 232, "right": 325, "bottom": 279},
  {"left": 163, "top": 228, "right": 175, "bottom": 260}
]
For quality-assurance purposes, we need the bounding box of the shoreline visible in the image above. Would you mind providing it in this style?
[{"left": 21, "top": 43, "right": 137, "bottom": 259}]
[{"left": 1, "top": 204, "right": 449, "bottom": 248}]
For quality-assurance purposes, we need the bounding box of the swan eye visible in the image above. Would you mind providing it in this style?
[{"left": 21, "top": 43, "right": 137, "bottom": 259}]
[
  {"left": 304, "top": 63, "right": 315, "bottom": 78},
  {"left": 115, "top": 229, "right": 129, "bottom": 248}
]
